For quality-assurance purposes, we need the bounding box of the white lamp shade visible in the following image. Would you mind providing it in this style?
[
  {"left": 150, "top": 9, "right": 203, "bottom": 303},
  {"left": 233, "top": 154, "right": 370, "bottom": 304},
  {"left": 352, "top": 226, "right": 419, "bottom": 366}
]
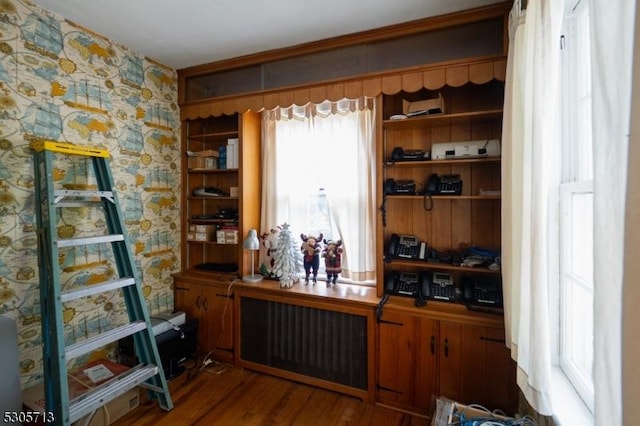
[{"left": 243, "top": 229, "right": 260, "bottom": 250}]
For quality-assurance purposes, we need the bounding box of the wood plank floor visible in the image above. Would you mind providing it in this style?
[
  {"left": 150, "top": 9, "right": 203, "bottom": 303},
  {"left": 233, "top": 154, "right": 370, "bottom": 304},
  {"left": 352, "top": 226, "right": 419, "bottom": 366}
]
[{"left": 112, "top": 361, "right": 429, "bottom": 426}]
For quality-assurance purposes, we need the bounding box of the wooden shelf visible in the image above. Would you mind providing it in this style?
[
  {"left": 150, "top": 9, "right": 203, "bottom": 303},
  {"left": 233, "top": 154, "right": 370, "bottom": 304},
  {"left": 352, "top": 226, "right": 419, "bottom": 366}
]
[
  {"left": 382, "top": 109, "right": 503, "bottom": 130},
  {"left": 387, "top": 259, "right": 501, "bottom": 275},
  {"left": 188, "top": 196, "right": 239, "bottom": 201},
  {"left": 385, "top": 157, "right": 501, "bottom": 167},
  {"left": 187, "top": 240, "right": 239, "bottom": 246},
  {"left": 385, "top": 194, "right": 501, "bottom": 200},
  {"left": 187, "top": 130, "right": 239, "bottom": 140},
  {"left": 187, "top": 168, "right": 239, "bottom": 174}
]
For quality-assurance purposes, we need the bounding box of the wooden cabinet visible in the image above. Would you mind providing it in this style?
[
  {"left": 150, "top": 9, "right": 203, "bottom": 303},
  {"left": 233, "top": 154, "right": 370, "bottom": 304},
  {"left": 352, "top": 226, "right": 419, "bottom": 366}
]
[
  {"left": 173, "top": 275, "right": 235, "bottom": 363},
  {"left": 377, "top": 310, "right": 436, "bottom": 413},
  {"left": 375, "top": 68, "right": 514, "bottom": 417},
  {"left": 376, "top": 307, "right": 517, "bottom": 416},
  {"left": 438, "top": 321, "right": 517, "bottom": 415},
  {"left": 181, "top": 111, "right": 261, "bottom": 278}
]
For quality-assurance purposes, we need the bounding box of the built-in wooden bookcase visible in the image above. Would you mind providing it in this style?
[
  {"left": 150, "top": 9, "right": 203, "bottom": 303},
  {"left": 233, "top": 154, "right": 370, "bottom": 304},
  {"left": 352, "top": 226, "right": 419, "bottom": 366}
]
[
  {"left": 180, "top": 112, "right": 261, "bottom": 278},
  {"left": 377, "top": 81, "right": 504, "bottom": 296}
]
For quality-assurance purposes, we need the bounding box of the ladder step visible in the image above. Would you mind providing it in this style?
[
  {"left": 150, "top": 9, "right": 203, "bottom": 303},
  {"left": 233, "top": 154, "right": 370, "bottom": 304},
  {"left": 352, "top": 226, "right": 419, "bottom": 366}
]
[
  {"left": 69, "top": 363, "right": 158, "bottom": 423},
  {"left": 56, "top": 234, "right": 124, "bottom": 248},
  {"left": 61, "top": 278, "right": 136, "bottom": 303},
  {"left": 32, "top": 140, "right": 110, "bottom": 158},
  {"left": 66, "top": 321, "right": 147, "bottom": 360},
  {"left": 54, "top": 189, "right": 115, "bottom": 207}
]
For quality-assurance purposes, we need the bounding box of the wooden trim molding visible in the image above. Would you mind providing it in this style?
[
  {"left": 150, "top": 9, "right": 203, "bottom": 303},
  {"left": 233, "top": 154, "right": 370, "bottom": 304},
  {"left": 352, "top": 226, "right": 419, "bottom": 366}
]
[{"left": 180, "top": 56, "right": 507, "bottom": 120}]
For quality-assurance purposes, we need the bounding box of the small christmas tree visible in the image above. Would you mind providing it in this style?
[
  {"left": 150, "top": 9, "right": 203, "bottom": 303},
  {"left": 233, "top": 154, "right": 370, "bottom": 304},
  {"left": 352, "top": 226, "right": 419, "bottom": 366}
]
[{"left": 272, "top": 223, "right": 302, "bottom": 288}]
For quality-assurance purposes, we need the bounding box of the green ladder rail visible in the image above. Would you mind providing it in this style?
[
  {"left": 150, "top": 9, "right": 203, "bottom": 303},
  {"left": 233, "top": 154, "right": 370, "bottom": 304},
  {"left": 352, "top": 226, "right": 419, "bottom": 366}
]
[{"left": 31, "top": 140, "right": 173, "bottom": 426}]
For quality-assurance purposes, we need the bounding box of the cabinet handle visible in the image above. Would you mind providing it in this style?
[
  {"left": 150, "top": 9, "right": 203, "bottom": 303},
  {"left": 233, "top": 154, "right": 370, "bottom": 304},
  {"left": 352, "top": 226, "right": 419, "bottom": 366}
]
[
  {"left": 195, "top": 295, "right": 202, "bottom": 310},
  {"left": 444, "top": 338, "right": 449, "bottom": 358},
  {"left": 203, "top": 297, "right": 208, "bottom": 311},
  {"left": 216, "top": 293, "right": 234, "bottom": 299},
  {"left": 430, "top": 335, "right": 435, "bottom": 354},
  {"left": 479, "top": 336, "right": 506, "bottom": 344},
  {"left": 378, "top": 319, "right": 403, "bottom": 326}
]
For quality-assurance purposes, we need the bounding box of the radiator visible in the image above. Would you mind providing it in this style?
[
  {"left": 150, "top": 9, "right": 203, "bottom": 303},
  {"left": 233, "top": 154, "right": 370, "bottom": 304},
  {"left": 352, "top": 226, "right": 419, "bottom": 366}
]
[{"left": 240, "top": 297, "right": 368, "bottom": 390}]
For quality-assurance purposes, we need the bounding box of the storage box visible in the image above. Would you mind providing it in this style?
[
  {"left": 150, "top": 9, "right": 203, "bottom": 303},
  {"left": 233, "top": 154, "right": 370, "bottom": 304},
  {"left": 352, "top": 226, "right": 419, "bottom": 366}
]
[
  {"left": 216, "top": 229, "right": 238, "bottom": 244},
  {"left": 194, "top": 232, "right": 208, "bottom": 241},
  {"left": 229, "top": 186, "right": 239, "bottom": 197},
  {"left": 187, "top": 150, "right": 219, "bottom": 169},
  {"left": 444, "top": 401, "right": 514, "bottom": 425},
  {"left": 22, "top": 359, "right": 139, "bottom": 426},
  {"left": 402, "top": 93, "right": 445, "bottom": 116},
  {"left": 191, "top": 224, "right": 215, "bottom": 233}
]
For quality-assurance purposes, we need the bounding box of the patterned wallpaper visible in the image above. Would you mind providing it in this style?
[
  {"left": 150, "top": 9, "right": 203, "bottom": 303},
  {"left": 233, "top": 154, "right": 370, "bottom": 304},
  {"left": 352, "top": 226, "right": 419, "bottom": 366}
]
[{"left": 0, "top": 0, "right": 181, "bottom": 387}]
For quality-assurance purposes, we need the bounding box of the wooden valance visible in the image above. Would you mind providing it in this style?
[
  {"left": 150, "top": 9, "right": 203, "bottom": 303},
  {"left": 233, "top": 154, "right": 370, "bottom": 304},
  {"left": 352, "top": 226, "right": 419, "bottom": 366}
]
[{"left": 180, "top": 56, "right": 506, "bottom": 120}]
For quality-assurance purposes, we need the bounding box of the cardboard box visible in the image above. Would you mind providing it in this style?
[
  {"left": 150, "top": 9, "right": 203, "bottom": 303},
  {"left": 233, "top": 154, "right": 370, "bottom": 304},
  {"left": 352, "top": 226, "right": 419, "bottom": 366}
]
[
  {"left": 194, "top": 232, "right": 208, "bottom": 241},
  {"left": 22, "top": 359, "right": 139, "bottom": 426},
  {"left": 187, "top": 149, "right": 219, "bottom": 169},
  {"left": 402, "top": 93, "right": 445, "bottom": 116},
  {"left": 445, "top": 402, "right": 513, "bottom": 425},
  {"left": 192, "top": 224, "right": 215, "bottom": 233},
  {"left": 216, "top": 229, "right": 238, "bottom": 244},
  {"left": 193, "top": 149, "right": 219, "bottom": 158}
]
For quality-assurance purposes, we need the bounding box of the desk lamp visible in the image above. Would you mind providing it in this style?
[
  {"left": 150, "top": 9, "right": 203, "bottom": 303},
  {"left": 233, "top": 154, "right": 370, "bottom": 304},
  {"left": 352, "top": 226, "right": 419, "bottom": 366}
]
[{"left": 242, "top": 229, "right": 263, "bottom": 283}]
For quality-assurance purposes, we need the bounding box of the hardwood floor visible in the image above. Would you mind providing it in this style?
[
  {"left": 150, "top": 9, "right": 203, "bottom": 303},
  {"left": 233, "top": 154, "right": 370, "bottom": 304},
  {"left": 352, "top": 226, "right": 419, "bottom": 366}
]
[{"left": 112, "top": 361, "right": 429, "bottom": 426}]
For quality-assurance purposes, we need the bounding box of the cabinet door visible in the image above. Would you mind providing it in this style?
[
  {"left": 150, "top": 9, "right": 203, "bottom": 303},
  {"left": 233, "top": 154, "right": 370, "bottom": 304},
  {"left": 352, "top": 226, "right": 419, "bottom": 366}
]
[
  {"left": 438, "top": 322, "right": 517, "bottom": 414},
  {"left": 174, "top": 280, "right": 209, "bottom": 354},
  {"left": 200, "top": 283, "right": 234, "bottom": 362},
  {"left": 377, "top": 311, "right": 436, "bottom": 413}
]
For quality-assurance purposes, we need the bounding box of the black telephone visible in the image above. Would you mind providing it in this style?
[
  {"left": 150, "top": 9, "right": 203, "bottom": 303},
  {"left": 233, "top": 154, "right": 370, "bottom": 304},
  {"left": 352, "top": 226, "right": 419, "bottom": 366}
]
[
  {"left": 390, "top": 147, "right": 428, "bottom": 162},
  {"left": 428, "top": 272, "right": 457, "bottom": 302},
  {"left": 384, "top": 178, "right": 416, "bottom": 195},
  {"left": 463, "top": 278, "right": 503, "bottom": 307},
  {"left": 385, "top": 270, "right": 431, "bottom": 307},
  {"left": 426, "top": 173, "right": 462, "bottom": 195},
  {"left": 386, "top": 233, "right": 427, "bottom": 260}
]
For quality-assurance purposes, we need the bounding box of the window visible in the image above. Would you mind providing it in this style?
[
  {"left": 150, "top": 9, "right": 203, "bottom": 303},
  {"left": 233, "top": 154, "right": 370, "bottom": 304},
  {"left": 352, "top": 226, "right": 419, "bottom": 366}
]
[
  {"left": 559, "top": 0, "right": 594, "bottom": 412},
  {"left": 261, "top": 99, "right": 377, "bottom": 284}
]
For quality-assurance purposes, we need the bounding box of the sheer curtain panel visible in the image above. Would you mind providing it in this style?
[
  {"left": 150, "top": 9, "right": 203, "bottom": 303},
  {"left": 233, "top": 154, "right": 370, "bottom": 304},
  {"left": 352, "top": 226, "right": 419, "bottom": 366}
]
[
  {"left": 501, "top": 0, "right": 563, "bottom": 416},
  {"left": 261, "top": 99, "right": 376, "bottom": 282}
]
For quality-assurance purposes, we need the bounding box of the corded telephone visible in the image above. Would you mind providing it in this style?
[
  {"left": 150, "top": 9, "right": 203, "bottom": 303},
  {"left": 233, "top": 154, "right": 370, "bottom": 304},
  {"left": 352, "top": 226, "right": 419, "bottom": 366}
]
[
  {"left": 390, "top": 147, "right": 429, "bottom": 162},
  {"left": 385, "top": 270, "right": 431, "bottom": 307},
  {"left": 463, "top": 278, "right": 503, "bottom": 307},
  {"left": 425, "top": 272, "right": 456, "bottom": 301},
  {"left": 386, "top": 233, "right": 427, "bottom": 260},
  {"left": 425, "top": 173, "right": 462, "bottom": 195},
  {"left": 384, "top": 178, "right": 416, "bottom": 195}
]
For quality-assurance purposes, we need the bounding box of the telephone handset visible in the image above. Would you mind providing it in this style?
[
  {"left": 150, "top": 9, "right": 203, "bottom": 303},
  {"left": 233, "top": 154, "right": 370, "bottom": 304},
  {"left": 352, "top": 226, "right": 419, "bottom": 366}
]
[
  {"left": 426, "top": 174, "right": 440, "bottom": 195},
  {"left": 425, "top": 173, "right": 462, "bottom": 195}
]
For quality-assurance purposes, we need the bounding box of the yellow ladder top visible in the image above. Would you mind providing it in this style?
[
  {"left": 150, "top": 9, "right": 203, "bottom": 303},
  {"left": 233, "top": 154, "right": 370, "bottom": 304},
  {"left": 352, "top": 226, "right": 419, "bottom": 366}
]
[{"left": 31, "top": 140, "right": 110, "bottom": 158}]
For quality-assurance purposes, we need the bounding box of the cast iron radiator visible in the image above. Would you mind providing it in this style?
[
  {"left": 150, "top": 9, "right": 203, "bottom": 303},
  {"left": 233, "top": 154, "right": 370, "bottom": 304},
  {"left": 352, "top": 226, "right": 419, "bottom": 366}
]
[{"left": 240, "top": 296, "right": 368, "bottom": 390}]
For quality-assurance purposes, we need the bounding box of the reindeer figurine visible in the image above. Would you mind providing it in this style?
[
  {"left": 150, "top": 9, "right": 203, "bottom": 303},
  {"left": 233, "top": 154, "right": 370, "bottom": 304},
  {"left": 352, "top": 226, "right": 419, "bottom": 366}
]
[
  {"left": 300, "top": 233, "right": 323, "bottom": 285},
  {"left": 322, "top": 239, "right": 343, "bottom": 287}
]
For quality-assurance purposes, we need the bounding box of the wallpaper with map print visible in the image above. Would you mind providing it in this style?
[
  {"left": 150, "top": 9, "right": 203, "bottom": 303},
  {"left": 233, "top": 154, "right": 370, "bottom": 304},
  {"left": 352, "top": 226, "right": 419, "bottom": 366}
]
[{"left": 0, "top": 0, "right": 181, "bottom": 387}]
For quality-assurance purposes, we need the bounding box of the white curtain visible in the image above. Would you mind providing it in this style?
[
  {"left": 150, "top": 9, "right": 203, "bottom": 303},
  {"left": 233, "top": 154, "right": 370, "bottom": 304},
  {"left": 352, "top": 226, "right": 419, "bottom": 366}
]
[
  {"left": 501, "top": 0, "right": 563, "bottom": 415},
  {"left": 261, "top": 99, "right": 377, "bottom": 281},
  {"left": 589, "top": 0, "right": 635, "bottom": 424}
]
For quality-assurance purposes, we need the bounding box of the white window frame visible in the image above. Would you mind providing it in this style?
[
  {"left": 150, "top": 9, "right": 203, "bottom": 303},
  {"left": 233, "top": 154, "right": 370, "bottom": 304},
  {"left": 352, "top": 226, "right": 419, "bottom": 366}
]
[{"left": 558, "top": 0, "right": 594, "bottom": 414}]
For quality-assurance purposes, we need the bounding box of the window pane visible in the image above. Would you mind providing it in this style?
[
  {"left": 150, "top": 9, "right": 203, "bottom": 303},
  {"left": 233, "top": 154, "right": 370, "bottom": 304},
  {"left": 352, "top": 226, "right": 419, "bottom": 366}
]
[
  {"left": 570, "top": 192, "right": 593, "bottom": 285},
  {"left": 566, "top": 277, "right": 594, "bottom": 375}
]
